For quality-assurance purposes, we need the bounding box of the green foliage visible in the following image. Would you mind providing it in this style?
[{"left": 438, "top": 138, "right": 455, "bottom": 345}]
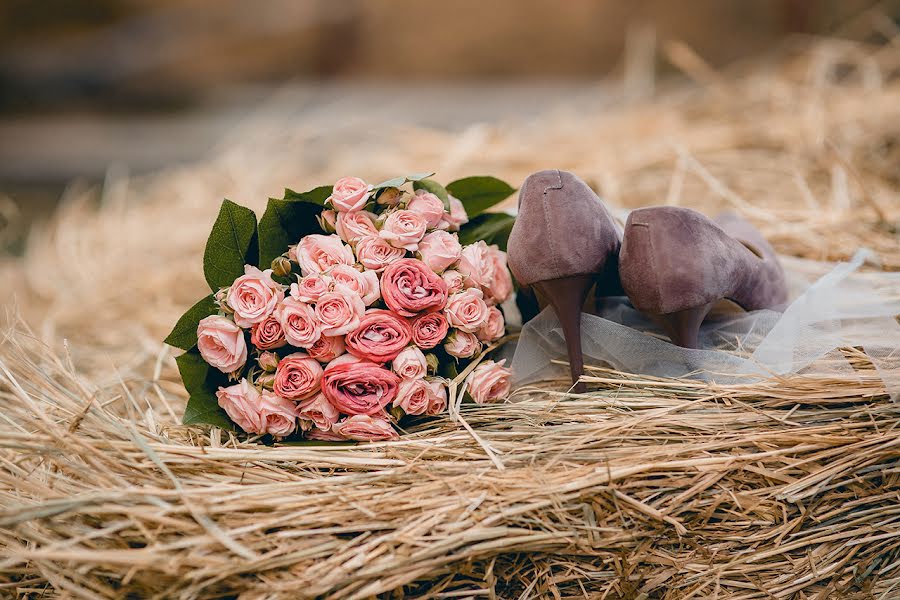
[
  {"left": 458, "top": 212, "right": 516, "bottom": 250},
  {"left": 372, "top": 172, "right": 435, "bottom": 190},
  {"left": 203, "top": 200, "right": 259, "bottom": 291},
  {"left": 258, "top": 186, "right": 331, "bottom": 267},
  {"left": 164, "top": 295, "right": 218, "bottom": 351},
  {"left": 446, "top": 176, "right": 516, "bottom": 218},
  {"left": 176, "top": 350, "right": 233, "bottom": 428}
]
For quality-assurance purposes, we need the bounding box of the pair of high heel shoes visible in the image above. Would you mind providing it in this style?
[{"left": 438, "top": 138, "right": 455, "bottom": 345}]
[{"left": 508, "top": 169, "right": 788, "bottom": 392}]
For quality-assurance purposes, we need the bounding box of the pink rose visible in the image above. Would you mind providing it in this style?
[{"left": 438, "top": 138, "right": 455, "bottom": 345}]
[
  {"left": 444, "top": 330, "right": 481, "bottom": 359},
  {"left": 476, "top": 306, "right": 505, "bottom": 342},
  {"left": 487, "top": 245, "right": 513, "bottom": 305},
  {"left": 322, "top": 359, "right": 400, "bottom": 415},
  {"left": 355, "top": 235, "right": 406, "bottom": 272},
  {"left": 306, "top": 427, "right": 347, "bottom": 441},
  {"left": 306, "top": 335, "right": 345, "bottom": 363},
  {"left": 216, "top": 379, "right": 261, "bottom": 433},
  {"left": 297, "top": 392, "right": 340, "bottom": 431},
  {"left": 259, "top": 390, "right": 300, "bottom": 437},
  {"left": 345, "top": 309, "right": 412, "bottom": 363},
  {"left": 332, "top": 414, "right": 399, "bottom": 441},
  {"left": 328, "top": 176, "right": 371, "bottom": 212},
  {"left": 274, "top": 352, "right": 323, "bottom": 400},
  {"left": 226, "top": 265, "right": 284, "bottom": 328},
  {"left": 317, "top": 209, "right": 337, "bottom": 233},
  {"left": 315, "top": 284, "right": 365, "bottom": 336},
  {"left": 329, "top": 264, "right": 380, "bottom": 306},
  {"left": 257, "top": 351, "right": 280, "bottom": 372},
  {"left": 379, "top": 210, "right": 427, "bottom": 251},
  {"left": 441, "top": 269, "right": 465, "bottom": 294},
  {"left": 250, "top": 315, "right": 287, "bottom": 350},
  {"left": 277, "top": 298, "right": 322, "bottom": 348},
  {"left": 293, "top": 234, "right": 355, "bottom": 276},
  {"left": 381, "top": 259, "right": 449, "bottom": 317},
  {"left": 425, "top": 379, "right": 448, "bottom": 415},
  {"left": 410, "top": 311, "right": 449, "bottom": 349},
  {"left": 197, "top": 315, "right": 247, "bottom": 373},
  {"left": 408, "top": 190, "right": 446, "bottom": 229},
  {"left": 440, "top": 195, "right": 469, "bottom": 231},
  {"left": 392, "top": 346, "right": 427, "bottom": 379},
  {"left": 291, "top": 274, "right": 330, "bottom": 303},
  {"left": 466, "top": 359, "right": 512, "bottom": 404},
  {"left": 393, "top": 378, "right": 431, "bottom": 415},
  {"left": 335, "top": 211, "right": 378, "bottom": 245},
  {"left": 445, "top": 288, "right": 490, "bottom": 333},
  {"left": 457, "top": 241, "right": 494, "bottom": 292},
  {"left": 417, "top": 230, "right": 462, "bottom": 273}
]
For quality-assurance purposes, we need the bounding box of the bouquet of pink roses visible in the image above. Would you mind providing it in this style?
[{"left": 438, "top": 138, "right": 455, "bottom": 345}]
[{"left": 166, "top": 173, "right": 517, "bottom": 441}]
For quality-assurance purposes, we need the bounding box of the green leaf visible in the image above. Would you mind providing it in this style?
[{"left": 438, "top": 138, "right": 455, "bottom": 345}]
[
  {"left": 203, "top": 200, "right": 259, "bottom": 291},
  {"left": 258, "top": 188, "right": 330, "bottom": 267},
  {"left": 458, "top": 212, "right": 516, "bottom": 250},
  {"left": 372, "top": 172, "right": 436, "bottom": 190},
  {"left": 413, "top": 178, "right": 450, "bottom": 211},
  {"left": 176, "top": 350, "right": 233, "bottom": 429},
  {"left": 164, "top": 294, "right": 218, "bottom": 351},
  {"left": 446, "top": 176, "right": 516, "bottom": 218}
]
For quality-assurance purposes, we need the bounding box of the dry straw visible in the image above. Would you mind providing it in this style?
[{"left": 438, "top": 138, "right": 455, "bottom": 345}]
[{"left": 1, "top": 26, "right": 900, "bottom": 599}]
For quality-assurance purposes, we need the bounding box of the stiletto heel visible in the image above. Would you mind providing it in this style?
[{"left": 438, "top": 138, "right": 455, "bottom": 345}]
[
  {"left": 653, "top": 302, "right": 714, "bottom": 349},
  {"left": 533, "top": 275, "right": 595, "bottom": 393}
]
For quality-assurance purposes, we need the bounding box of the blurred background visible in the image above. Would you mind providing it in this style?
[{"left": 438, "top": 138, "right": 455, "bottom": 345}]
[{"left": 0, "top": 0, "right": 892, "bottom": 251}]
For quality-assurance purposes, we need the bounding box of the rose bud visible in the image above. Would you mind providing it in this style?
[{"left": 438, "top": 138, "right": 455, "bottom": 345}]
[
  {"left": 317, "top": 209, "right": 338, "bottom": 233},
  {"left": 424, "top": 353, "right": 439, "bottom": 375},
  {"left": 476, "top": 306, "right": 506, "bottom": 342},
  {"left": 376, "top": 186, "right": 402, "bottom": 207},
  {"left": 271, "top": 255, "right": 293, "bottom": 278},
  {"left": 444, "top": 330, "right": 481, "bottom": 359},
  {"left": 425, "top": 378, "right": 448, "bottom": 415},
  {"left": 257, "top": 372, "right": 276, "bottom": 390},
  {"left": 258, "top": 351, "right": 280, "bottom": 372}
]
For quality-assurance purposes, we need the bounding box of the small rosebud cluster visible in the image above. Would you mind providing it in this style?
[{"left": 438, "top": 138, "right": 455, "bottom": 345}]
[{"left": 196, "top": 176, "right": 513, "bottom": 440}]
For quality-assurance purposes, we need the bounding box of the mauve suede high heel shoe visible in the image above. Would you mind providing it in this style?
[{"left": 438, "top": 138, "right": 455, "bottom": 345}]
[
  {"left": 507, "top": 169, "right": 622, "bottom": 391},
  {"left": 619, "top": 206, "right": 788, "bottom": 348}
]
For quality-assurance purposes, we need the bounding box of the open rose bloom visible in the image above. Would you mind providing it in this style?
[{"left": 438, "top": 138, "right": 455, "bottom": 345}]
[{"left": 170, "top": 174, "right": 515, "bottom": 442}]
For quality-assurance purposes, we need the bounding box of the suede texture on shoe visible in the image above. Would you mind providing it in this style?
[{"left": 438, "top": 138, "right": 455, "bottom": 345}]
[
  {"left": 507, "top": 169, "right": 622, "bottom": 287},
  {"left": 619, "top": 206, "right": 788, "bottom": 315}
]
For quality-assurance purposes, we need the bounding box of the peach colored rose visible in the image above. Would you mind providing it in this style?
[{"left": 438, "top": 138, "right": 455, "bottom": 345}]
[
  {"left": 393, "top": 378, "right": 430, "bottom": 415},
  {"left": 466, "top": 359, "right": 511, "bottom": 404},
  {"left": 274, "top": 352, "right": 323, "bottom": 400},
  {"left": 306, "top": 335, "right": 345, "bottom": 363},
  {"left": 380, "top": 259, "right": 449, "bottom": 317},
  {"left": 328, "top": 176, "right": 371, "bottom": 212},
  {"left": 444, "top": 330, "right": 481, "bottom": 359},
  {"left": 417, "top": 230, "right": 461, "bottom": 273},
  {"left": 257, "top": 351, "right": 280, "bottom": 372},
  {"left": 327, "top": 353, "right": 365, "bottom": 368},
  {"left": 379, "top": 210, "right": 427, "bottom": 251},
  {"left": 355, "top": 235, "right": 406, "bottom": 272},
  {"left": 486, "top": 245, "right": 513, "bottom": 305},
  {"left": 315, "top": 284, "right": 365, "bottom": 336},
  {"left": 376, "top": 186, "right": 402, "bottom": 207},
  {"left": 425, "top": 379, "right": 448, "bottom": 415},
  {"left": 226, "top": 265, "right": 285, "bottom": 328},
  {"left": 408, "top": 190, "right": 445, "bottom": 229},
  {"left": 345, "top": 309, "right": 412, "bottom": 363},
  {"left": 392, "top": 346, "right": 427, "bottom": 379},
  {"left": 445, "top": 288, "right": 490, "bottom": 333},
  {"left": 336, "top": 211, "right": 378, "bottom": 245},
  {"left": 293, "top": 234, "right": 355, "bottom": 276},
  {"left": 258, "top": 390, "right": 300, "bottom": 437},
  {"left": 306, "top": 427, "right": 347, "bottom": 441},
  {"left": 197, "top": 315, "right": 247, "bottom": 373},
  {"left": 329, "top": 264, "right": 380, "bottom": 306},
  {"left": 317, "top": 209, "right": 337, "bottom": 233},
  {"left": 322, "top": 359, "right": 400, "bottom": 415},
  {"left": 250, "top": 315, "right": 287, "bottom": 350},
  {"left": 476, "top": 306, "right": 505, "bottom": 342},
  {"left": 457, "top": 240, "right": 494, "bottom": 292},
  {"left": 410, "top": 311, "right": 449, "bottom": 349},
  {"left": 297, "top": 392, "right": 340, "bottom": 431},
  {"left": 277, "top": 298, "right": 322, "bottom": 348},
  {"left": 291, "top": 274, "right": 330, "bottom": 303},
  {"left": 332, "top": 414, "right": 399, "bottom": 441},
  {"left": 441, "top": 269, "right": 465, "bottom": 294},
  {"left": 216, "top": 379, "right": 261, "bottom": 433},
  {"left": 440, "top": 195, "right": 469, "bottom": 231}
]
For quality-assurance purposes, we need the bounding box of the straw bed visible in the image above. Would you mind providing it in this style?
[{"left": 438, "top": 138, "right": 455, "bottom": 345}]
[{"left": 2, "top": 34, "right": 900, "bottom": 598}]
